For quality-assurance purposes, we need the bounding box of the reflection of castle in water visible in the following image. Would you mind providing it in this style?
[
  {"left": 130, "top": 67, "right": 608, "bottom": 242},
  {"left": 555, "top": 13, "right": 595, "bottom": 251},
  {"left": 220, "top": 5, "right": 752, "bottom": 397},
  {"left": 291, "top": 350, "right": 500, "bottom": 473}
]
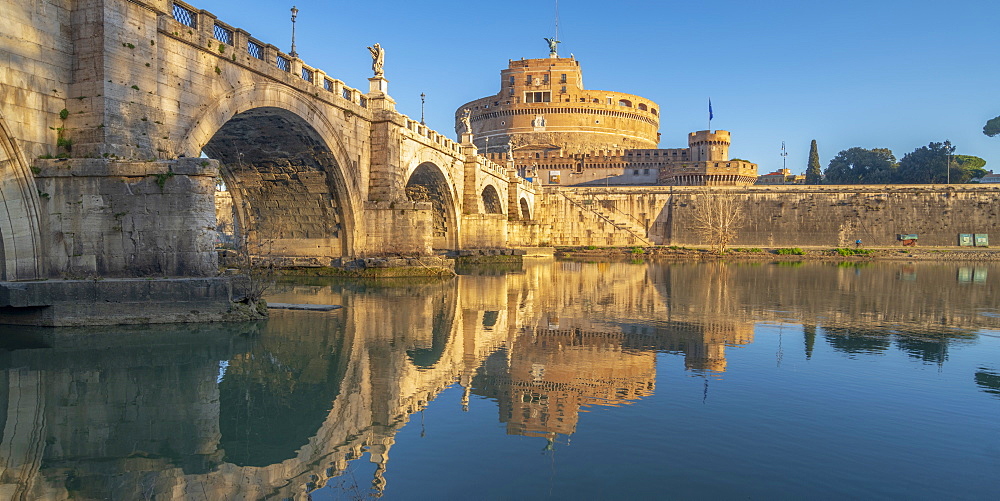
[
  {"left": 472, "top": 327, "right": 657, "bottom": 438},
  {"left": 1, "top": 261, "right": 995, "bottom": 499}
]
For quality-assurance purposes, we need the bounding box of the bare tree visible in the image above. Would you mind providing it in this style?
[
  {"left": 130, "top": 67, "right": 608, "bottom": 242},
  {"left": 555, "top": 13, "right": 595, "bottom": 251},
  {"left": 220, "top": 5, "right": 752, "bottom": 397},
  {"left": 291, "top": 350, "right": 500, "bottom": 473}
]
[
  {"left": 689, "top": 190, "right": 746, "bottom": 254},
  {"left": 227, "top": 199, "right": 275, "bottom": 318}
]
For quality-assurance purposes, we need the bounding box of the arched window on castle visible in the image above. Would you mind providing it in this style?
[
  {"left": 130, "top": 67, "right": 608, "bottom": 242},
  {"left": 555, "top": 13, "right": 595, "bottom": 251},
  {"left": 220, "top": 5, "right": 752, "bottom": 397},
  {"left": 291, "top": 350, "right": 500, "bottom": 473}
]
[
  {"left": 618, "top": 99, "right": 632, "bottom": 107},
  {"left": 651, "top": 108, "right": 658, "bottom": 115},
  {"left": 638, "top": 103, "right": 648, "bottom": 111}
]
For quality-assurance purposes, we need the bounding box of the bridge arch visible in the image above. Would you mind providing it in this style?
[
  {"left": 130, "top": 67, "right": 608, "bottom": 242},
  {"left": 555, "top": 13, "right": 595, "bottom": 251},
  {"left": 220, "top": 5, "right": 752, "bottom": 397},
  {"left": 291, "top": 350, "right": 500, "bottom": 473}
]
[
  {"left": 184, "top": 84, "right": 361, "bottom": 260},
  {"left": 405, "top": 160, "right": 460, "bottom": 250},
  {"left": 481, "top": 185, "right": 504, "bottom": 214},
  {"left": 519, "top": 197, "right": 532, "bottom": 220},
  {"left": 0, "top": 112, "right": 43, "bottom": 280}
]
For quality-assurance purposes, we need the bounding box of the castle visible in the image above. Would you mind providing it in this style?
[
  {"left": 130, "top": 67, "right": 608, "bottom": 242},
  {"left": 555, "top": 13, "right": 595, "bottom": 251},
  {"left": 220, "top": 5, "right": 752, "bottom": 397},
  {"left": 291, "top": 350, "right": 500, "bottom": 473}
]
[{"left": 456, "top": 51, "right": 758, "bottom": 186}]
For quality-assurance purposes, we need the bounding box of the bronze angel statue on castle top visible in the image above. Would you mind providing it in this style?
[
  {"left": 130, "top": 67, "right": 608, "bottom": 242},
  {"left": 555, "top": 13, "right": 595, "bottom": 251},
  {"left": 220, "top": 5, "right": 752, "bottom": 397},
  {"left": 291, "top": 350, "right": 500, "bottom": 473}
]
[{"left": 543, "top": 37, "right": 560, "bottom": 56}]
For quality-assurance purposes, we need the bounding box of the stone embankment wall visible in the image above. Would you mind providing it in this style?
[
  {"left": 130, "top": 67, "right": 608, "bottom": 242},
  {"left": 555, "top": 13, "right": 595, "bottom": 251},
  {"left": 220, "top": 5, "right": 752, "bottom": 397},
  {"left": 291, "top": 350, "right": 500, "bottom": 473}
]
[{"left": 540, "top": 185, "right": 1000, "bottom": 248}]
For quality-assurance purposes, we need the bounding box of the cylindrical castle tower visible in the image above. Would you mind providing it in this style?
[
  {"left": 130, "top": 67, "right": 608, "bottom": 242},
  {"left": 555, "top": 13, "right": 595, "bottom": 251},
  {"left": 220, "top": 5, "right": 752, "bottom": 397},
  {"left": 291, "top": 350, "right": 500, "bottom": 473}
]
[
  {"left": 688, "top": 130, "right": 730, "bottom": 162},
  {"left": 455, "top": 57, "right": 661, "bottom": 154}
]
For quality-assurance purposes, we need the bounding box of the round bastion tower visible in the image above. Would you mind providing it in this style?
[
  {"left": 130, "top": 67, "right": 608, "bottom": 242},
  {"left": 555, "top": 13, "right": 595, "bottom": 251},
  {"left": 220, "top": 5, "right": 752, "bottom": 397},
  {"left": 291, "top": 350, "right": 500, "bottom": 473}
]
[
  {"left": 689, "top": 130, "right": 730, "bottom": 161},
  {"left": 455, "top": 56, "right": 661, "bottom": 154}
]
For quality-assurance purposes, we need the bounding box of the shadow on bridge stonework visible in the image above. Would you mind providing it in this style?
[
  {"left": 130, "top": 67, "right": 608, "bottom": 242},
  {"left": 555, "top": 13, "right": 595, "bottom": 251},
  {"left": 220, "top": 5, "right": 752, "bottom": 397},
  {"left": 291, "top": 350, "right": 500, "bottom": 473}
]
[{"left": 206, "top": 107, "right": 354, "bottom": 262}]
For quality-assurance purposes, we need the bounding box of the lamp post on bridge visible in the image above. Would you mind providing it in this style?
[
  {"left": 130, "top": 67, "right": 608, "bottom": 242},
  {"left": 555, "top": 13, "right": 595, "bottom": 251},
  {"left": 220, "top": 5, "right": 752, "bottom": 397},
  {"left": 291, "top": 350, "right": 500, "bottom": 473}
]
[
  {"left": 946, "top": 141, "right": 952, "bottom": 185},
  {"left": 289, "top": 6, "right": 299, "bottom": 58},
  {"left": 420, "top": 92, "right": 426, "bottom": 125}
]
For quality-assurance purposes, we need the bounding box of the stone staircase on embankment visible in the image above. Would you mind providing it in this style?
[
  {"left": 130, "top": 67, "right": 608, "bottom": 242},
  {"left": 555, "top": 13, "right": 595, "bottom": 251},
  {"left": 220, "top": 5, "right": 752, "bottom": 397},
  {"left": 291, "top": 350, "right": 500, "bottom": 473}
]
[{"left": 555, "top": 192, "right": 653, "bottom": 247}]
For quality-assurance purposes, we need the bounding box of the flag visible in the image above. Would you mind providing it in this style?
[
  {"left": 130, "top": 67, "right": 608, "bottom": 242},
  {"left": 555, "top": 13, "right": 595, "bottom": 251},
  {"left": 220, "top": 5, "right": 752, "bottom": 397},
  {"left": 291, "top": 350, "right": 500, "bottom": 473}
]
[{"left": 709, "top": 99, "right": 714, "bottom": 121}]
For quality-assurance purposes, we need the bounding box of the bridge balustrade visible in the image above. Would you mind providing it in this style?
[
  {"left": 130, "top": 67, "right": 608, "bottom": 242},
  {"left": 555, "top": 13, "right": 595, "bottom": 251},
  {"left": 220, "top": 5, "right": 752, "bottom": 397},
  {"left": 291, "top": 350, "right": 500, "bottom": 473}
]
[{"left": 167, "top": 1, "right": 366, "bottom": 111}]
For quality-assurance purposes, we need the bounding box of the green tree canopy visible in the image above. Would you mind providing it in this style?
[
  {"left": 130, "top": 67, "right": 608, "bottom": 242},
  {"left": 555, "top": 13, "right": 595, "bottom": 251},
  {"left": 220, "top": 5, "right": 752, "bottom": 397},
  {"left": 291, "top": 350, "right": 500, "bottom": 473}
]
[
  {"left": 953, "top": 155, "right": 988, "bottom": 182},
  {"left": 985, "top": 116, "right": 1000, "bottom": 137},
  {"left": 805, "top": 139, "right": 822, "bottom": 184},
  {"left": 894, "top": 141, "right": 957, "bottom": 184},
  {"left": 824, "top": 147, "right": 897, "bottom": 184}
]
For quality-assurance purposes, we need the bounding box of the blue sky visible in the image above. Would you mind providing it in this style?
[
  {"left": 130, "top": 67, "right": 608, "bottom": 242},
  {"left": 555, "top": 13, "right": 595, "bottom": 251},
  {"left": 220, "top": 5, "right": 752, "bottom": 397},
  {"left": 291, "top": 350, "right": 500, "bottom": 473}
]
[{"left": 190, "top": 0, "right": 998, "bottom": 174}]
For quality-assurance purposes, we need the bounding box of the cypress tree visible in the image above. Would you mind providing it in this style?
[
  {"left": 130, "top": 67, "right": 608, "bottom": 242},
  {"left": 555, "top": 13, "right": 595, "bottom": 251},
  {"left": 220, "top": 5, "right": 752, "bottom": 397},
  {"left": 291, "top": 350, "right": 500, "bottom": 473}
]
[{"left": 805, "top": 139, "right": 822, "bottom": 184}]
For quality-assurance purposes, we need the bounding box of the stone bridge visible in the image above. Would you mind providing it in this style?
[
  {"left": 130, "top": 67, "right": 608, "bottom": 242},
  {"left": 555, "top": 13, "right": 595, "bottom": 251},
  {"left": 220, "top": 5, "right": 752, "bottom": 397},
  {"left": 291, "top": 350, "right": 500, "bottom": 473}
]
[{"left": 0, "top": 0, "right": 538, "bottom": 281}]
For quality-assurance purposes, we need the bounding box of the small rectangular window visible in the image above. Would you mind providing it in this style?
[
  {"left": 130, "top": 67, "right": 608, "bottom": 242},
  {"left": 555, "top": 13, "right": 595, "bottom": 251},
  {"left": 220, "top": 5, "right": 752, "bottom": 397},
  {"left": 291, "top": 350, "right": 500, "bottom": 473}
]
[
  {"left": 526, "top": 75, "right": 532, "bottom": 84},
  {"left": 509, "top": 76, "right": 515, "bottom": 86},
  {"left": 643, "top": 168, "right": 650, "bottom": 175},
  {"left": 633, "top": 170, "right": 640, "bottom": 175}
]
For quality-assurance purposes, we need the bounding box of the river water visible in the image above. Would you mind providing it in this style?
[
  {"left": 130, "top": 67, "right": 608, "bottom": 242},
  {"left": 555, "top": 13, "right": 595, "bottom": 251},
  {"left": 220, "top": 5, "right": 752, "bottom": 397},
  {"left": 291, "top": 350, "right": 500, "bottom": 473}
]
[{"left": 1, "top": 259, "right": 998, "bottom": 500}]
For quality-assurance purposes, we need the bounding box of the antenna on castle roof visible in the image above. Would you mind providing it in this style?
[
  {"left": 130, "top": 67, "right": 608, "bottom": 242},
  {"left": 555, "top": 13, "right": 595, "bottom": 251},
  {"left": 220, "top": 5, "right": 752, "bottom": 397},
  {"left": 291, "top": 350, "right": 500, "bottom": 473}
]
[{"left": 543, "top": 0, "right": 561, "bottom": 58}]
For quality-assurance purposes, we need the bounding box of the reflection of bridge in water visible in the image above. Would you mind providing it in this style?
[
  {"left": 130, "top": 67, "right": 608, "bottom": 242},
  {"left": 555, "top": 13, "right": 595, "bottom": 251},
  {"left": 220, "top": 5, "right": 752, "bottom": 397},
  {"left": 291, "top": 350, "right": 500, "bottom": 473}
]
[{"left": 1, "top": 261, "right": 996, "bottom": 499}]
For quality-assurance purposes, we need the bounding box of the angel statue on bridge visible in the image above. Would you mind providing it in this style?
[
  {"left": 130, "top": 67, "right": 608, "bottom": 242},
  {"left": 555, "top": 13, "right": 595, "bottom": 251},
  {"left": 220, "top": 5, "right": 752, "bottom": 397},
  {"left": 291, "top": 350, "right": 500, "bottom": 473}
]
[
  {"left": 367, "top": 43, "right": 384, "bottom": 77},
  {"left": 460, "top": 108, "right": 472, "bottom": 135}
]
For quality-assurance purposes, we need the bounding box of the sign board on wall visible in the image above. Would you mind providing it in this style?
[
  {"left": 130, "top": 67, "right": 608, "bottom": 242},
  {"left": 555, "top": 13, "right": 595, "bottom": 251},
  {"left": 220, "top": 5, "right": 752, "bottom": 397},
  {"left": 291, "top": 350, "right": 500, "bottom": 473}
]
[{"left": 975, "top": 234, "right": 989, "bottom": 247}]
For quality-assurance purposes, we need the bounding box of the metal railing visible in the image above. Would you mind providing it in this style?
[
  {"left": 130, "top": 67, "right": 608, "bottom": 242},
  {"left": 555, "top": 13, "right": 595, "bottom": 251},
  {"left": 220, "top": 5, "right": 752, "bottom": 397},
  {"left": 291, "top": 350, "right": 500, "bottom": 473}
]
[
  {"left": 561, "top": 191, "right": 652, "bottom": 246},
  {"left": 213, "top": 24, "right": 233, "bottom": 45},
  {"left": 301, "top": 67, "right": 313, "bottom": 82},
  {"left": 276, "top": 55, "right": 290, "bottom": 72},
  {"left": 246, "top": 40, "right": 264, "bottom": 60},
  {"left": 598, "top": 198, "right": 649, "bottom": 234},
  {"left": 172, "top": 3, "right": 196, "bottom": 28}
]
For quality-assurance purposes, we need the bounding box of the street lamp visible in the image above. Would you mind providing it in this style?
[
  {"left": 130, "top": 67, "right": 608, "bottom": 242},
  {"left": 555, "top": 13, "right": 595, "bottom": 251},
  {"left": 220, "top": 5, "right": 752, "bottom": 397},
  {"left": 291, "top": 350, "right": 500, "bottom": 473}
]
[
  {"left": 420, "top": 92, "right": 426, "bottom": 125},
  {"left": 947, "top": 149, "right": 951, "bottom": 185},
  {"left": 289, "top": 6, "right": 299, "bottom": 58}
]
